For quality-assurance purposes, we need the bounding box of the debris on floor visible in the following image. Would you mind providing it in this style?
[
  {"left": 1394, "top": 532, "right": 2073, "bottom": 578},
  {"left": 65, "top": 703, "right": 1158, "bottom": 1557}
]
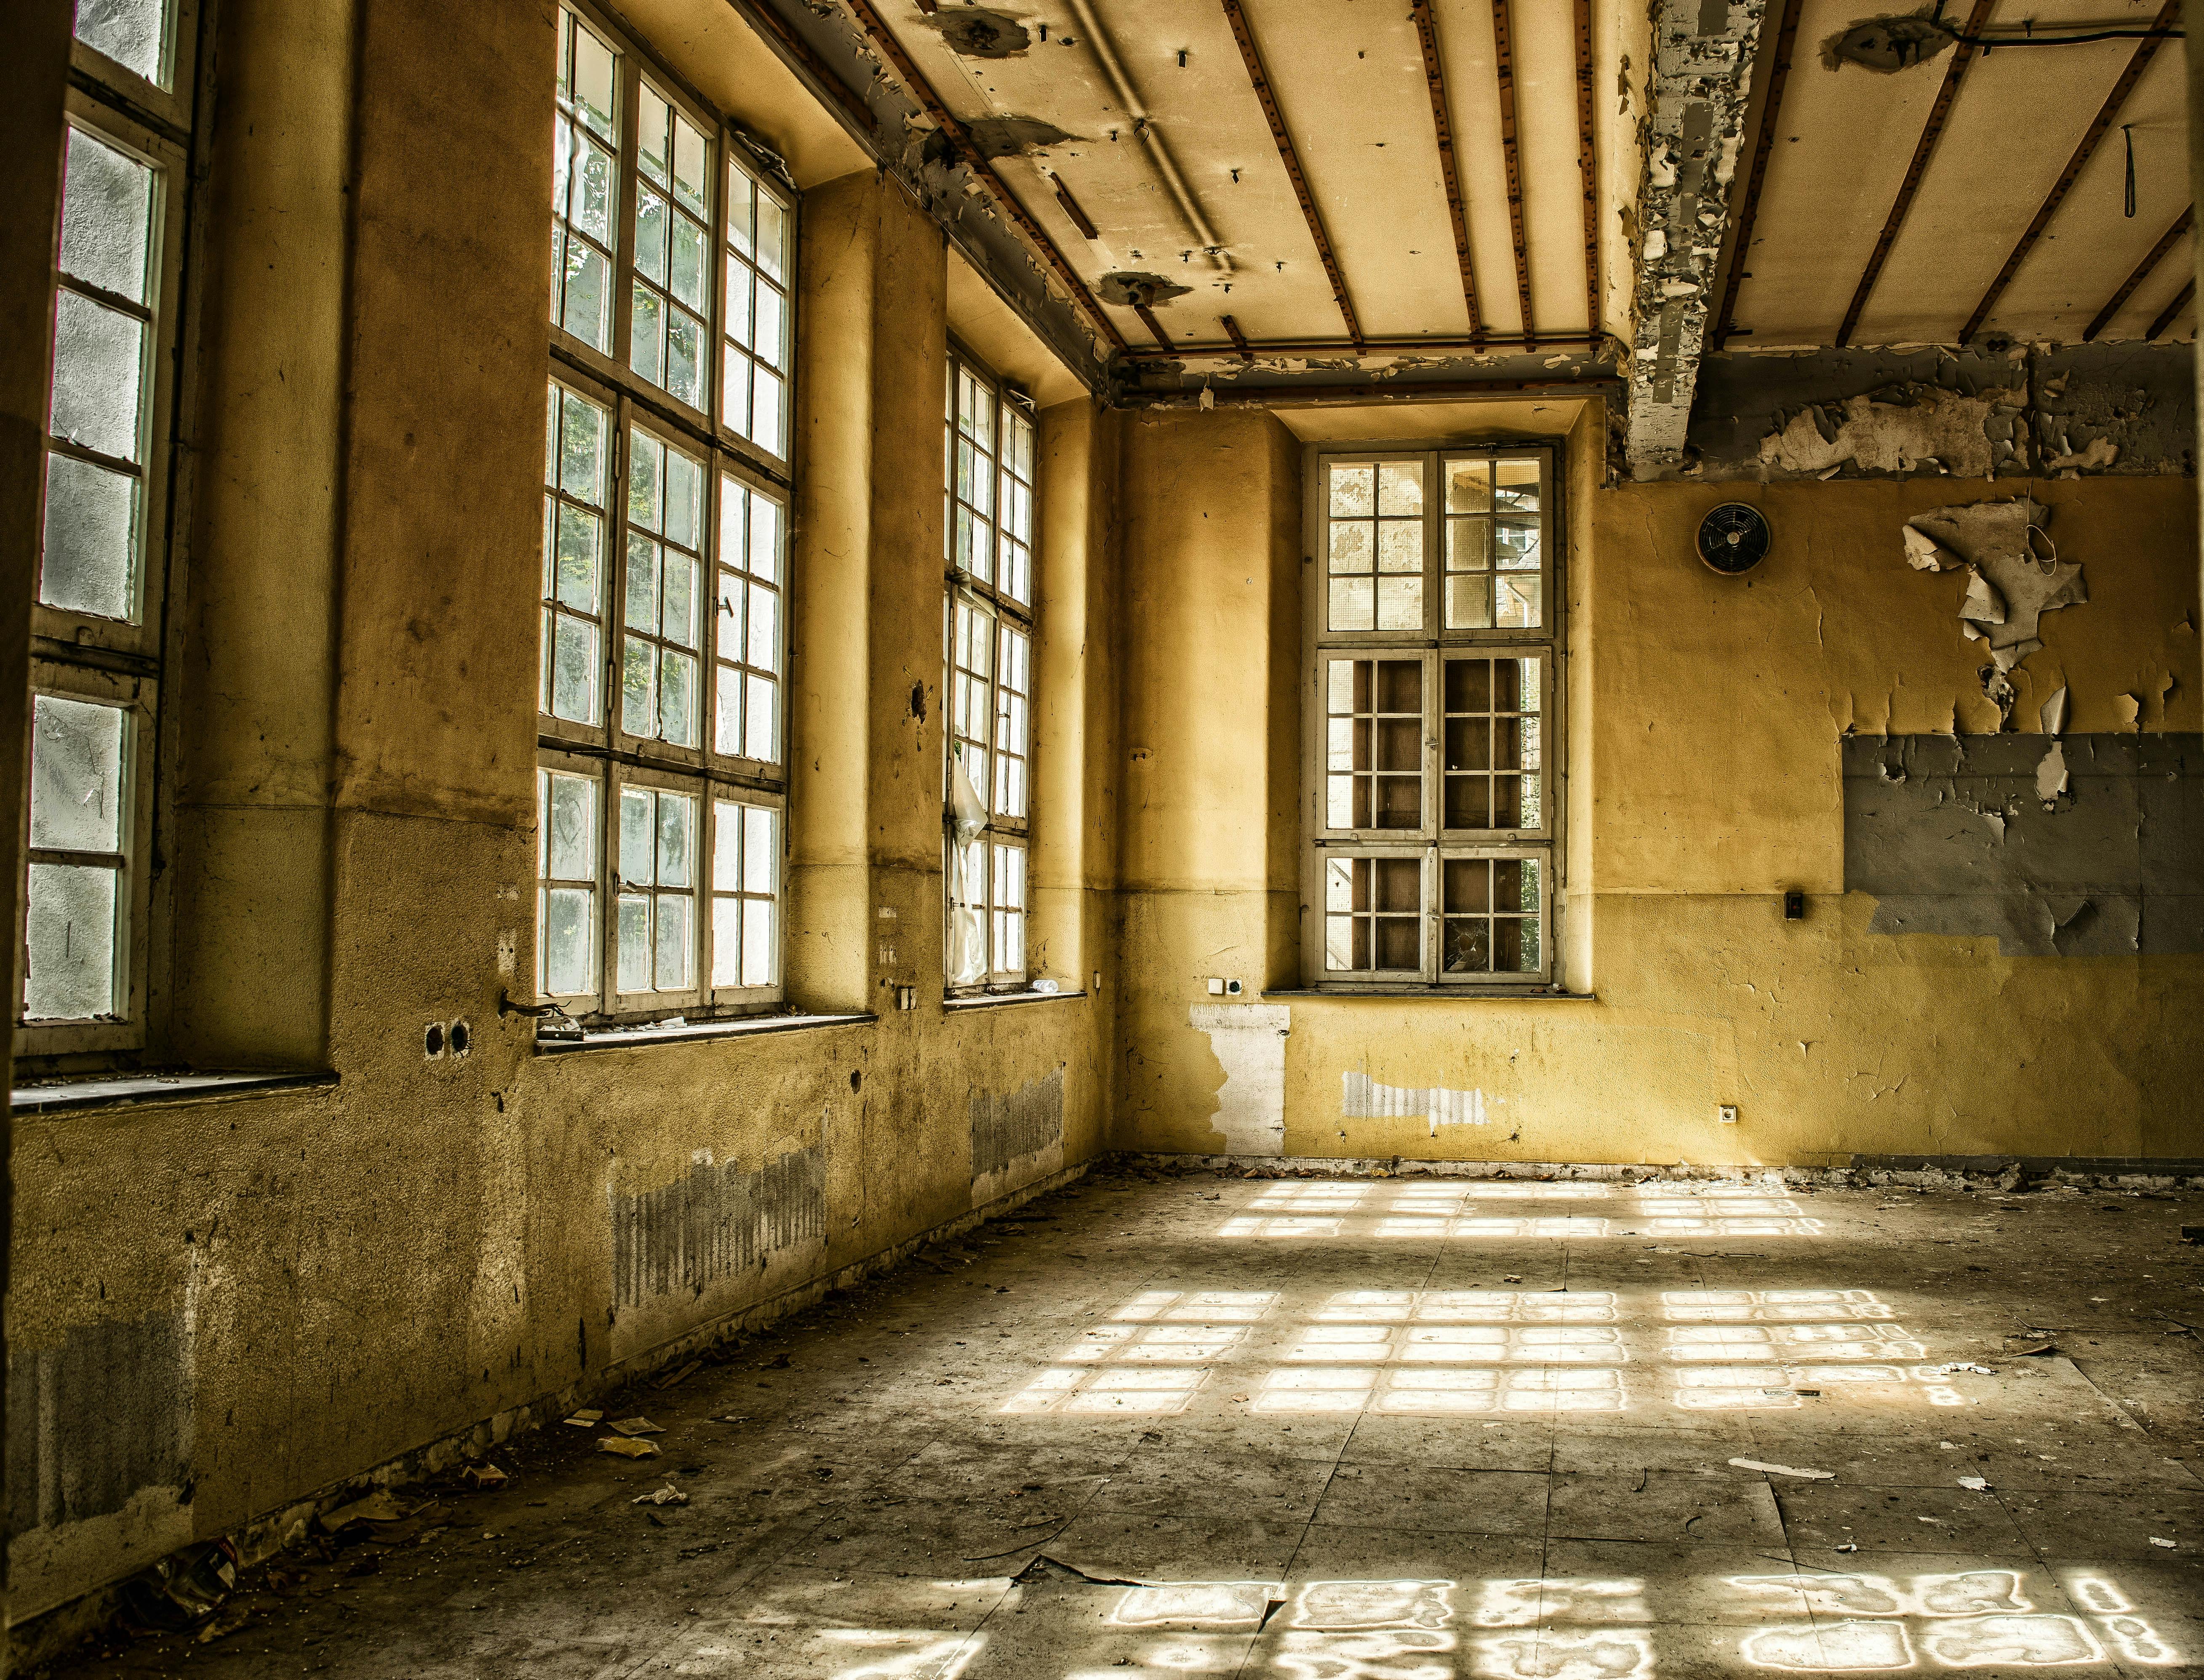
[
  {"left": 1729, "top": 1457, "right": 1834, "bottom": 1480},
  {"left": 630, "top": 1482, "right": 689, "bottom": 1506},
  {"left": 607, "top": 1416, "right": 663, "bottom": 1435},
  {"left": 562, "top": 1409, "right": 604, "bottom": 1427},
  {"left": 458, "top": 1464, "right": 508, "bottom": 1488},
  {"left": 115, "top": 1539, "right": 238, "bottom": 1633},
  {"left": 598, "top": 1436, "right": 659, "bottom": 1458}
]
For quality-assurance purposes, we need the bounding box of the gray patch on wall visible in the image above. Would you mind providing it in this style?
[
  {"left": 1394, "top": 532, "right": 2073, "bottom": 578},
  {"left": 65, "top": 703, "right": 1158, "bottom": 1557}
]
[
  {"left": 971, "top": 1067, "right": 1065, "bottom": 1179},
  {"left": 8, "top": 1309, "right": 192, "bottom": 1536},
  {"left": 611, "top": 1147, "right": 825, "bottom": 1309},
  {"left": 1844, "top": 734, "right": 2204, "bottom": 955}
]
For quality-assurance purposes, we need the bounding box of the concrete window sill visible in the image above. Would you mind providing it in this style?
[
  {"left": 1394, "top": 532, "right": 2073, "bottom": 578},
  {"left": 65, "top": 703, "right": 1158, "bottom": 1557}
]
[
  {"left": 11, "top": 1070, "right": 339, "bottom": 1115},
  {"left": 942, "top": 989, "right": 1088, "bottom": 1012},
  {"left": 536, "top": 1011, "right": 876, "bottom": 1053},
  {"left": 1260, "top": 989, "right": 1598, "bottom": 1002}
]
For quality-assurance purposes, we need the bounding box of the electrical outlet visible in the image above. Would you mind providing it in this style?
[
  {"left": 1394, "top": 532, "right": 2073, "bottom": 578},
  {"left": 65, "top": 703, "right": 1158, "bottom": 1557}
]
[
  {"left": 1718, "top": 1104, "right": 1739, "bottom": 1125},
  {"left": 1207, "top": 977, "right": 1225, "bottom": 995},
  {"left": 1225, "top": 979, "right": 1243, "bottom": 996}
]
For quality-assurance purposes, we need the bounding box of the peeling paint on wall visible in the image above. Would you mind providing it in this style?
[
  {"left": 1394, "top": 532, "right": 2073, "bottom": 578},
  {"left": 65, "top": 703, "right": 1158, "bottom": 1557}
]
[
  {"left": 1903, "top": 498, "right": 2085, "bottom": 701},
  {"left": 1762, "top": 384, "right": 2023, "bottom": 478},
  {"left": 1342, "top": 1072, "right": 1494, "bottom": 1134},
  {"left": 1189, "top": 1004, "right": 1289, "bottom": 1156},
  {"left": 8, "top": 1308, "right": 195, "bottom": 1620},
  {"left": 1844, "top": 734, "right": 2204, "bottom": 955},
  {"left": 971, "top": 1067, "right": 1065, "bottom": 1179},
  {"left": 611, "top": 1147, "right": 825, "bottom": 1310}
]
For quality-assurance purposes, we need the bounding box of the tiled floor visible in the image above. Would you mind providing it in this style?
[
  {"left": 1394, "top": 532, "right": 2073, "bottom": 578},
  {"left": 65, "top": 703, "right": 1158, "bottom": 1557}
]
[{"left": 62, "top": 1167, "right": 2204, "bottom": 1678}]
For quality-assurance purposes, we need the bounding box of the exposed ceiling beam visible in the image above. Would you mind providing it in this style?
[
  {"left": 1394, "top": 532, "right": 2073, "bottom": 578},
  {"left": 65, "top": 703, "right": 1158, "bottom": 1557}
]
[
  {"left": 1959, "top": 0, "right": 2179, "bottom": 344},
  {"left": 1409, "top": 0, "right": 1484, "bottom": 341},
  {"left": 1132, "top": 303, "right": 1173, "bottom": 350},
  {"left": 1489, "top": 0, "right": 1536, "bottom": 347},
  {"left": 2147, "top": 278, "right": 2194, "bottom": 341},
  {"left": 1710, "top": 0, "right": 1803, "bottom": 349},
  {"left": 1572, "top": 0, "right": 1600, "bottom": 341},
  {"left": 1131, "top": 333, "right": 1602, "bottom": 357},
  {"left": 1218, "top": 0, "right": 1365, "bottom": 349},
  {"left": 1836, "top": 0, "right": 1996, "bottom": 349},
  {"left": 2084, "top": 206, "right": 2193, "bottom": 341},
  {"left": 1622, "top": 0, "right": 1769, "bottom": 476},
  {"left": 1219, "top": 314, "right": 1254, "bottom": 359},
  {"left": 838, "top": 0, "right": 1128, "bottom": 353},
  {"left": 1134, "top": 375, "right": 1621, "bottom": 410}
]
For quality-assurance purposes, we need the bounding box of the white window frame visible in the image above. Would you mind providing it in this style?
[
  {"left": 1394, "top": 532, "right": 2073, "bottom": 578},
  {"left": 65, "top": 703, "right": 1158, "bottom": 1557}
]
[
  {"left": 1302, "top": 443, "right": 1565, "bottom": 992},
  {"left": 943, "top": 342, "right": 1036, "bottom": 994}
]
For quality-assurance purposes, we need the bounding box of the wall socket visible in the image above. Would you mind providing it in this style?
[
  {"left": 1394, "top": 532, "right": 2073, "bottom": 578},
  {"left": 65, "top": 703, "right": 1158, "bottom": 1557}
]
[
  {"left": 1717, "top": 1104, "right": 1739, "bottom": 1125},
  {"left": 1206, "top": 978, "right": 1243, "bottom": 996}
]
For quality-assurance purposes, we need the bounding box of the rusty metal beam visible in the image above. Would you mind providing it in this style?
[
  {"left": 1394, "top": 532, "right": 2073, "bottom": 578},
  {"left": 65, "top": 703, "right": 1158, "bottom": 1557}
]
[
  {"left": 2084, "top": 205, "right": 2192, "bottom": 341},
  {"left": 1409, "top": 0, "right": 1483, "bottom": 341},
  {"left": 1132, "top": 303, "right": 1174, "bottom": 350},
  {"left": 2146, "top": 277, "right": 2194, "bottom": 340},
  {"left": 1217, "top": 0, "right": 1364, "bottom": 349},
  {"left": 1959, "top": 0, "right": 2179, "bottom": 344},
  {"left": 1489, "top": 0, "right": 1535, "bottom": 348},
  {"left": 1050, "top": 175, "right": 1100, "bottom": 241},
  {"left": 1836, "top": 0, "right": 1996, "bottom": 348},
  {"left": 840, "top": 0, "right": 1127, "bottom": 353},
  {"left": 1712, "top": 0, "right": 1803, "bottom": 349},
  {"left": 1219, "top": 314, "right": 1253, "bottom": 359},
  {"left": 1572, "top": 0, "right": 1598, "bottom": 342}
]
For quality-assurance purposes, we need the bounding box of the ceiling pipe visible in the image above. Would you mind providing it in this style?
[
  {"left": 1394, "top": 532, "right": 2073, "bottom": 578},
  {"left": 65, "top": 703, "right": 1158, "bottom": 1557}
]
[{"left": 1062, "top": 0, "right": 1234, "bottom": 273}]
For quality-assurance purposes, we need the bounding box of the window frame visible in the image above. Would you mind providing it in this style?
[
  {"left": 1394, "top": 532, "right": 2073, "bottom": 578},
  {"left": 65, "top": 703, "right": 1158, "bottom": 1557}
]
[
  {"left": 1301, "top": 442, "right": 1566, "bottom": 993},
  {"left": 69, "top": 0, "right": 202, "bottom": 134},
  {"left": 549, "top": 0, "right": 795, "bottom": 485},
  {"left": 942, "top": 340, "right": 1038, "bottom": 995}
]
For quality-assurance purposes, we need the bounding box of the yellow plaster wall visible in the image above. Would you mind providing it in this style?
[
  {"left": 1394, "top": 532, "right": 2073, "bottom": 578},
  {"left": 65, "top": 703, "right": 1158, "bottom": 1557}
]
[{"left": 1115, "top": 409, "right": 2204, "bottom": 1172}]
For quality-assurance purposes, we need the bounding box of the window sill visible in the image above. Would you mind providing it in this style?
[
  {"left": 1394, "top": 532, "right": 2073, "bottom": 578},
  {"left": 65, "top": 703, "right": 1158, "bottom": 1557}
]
[
  {"left": 12, "top": 1069, "right": 338, "bottom": 1115},
  {"left": 535, "top": 1011, "right": 876, "bottom": 1054},
  {"left": 1261, "top": 988, "right": 1596, "bottom": 1002},
  {"left": 943, "top": 988, "right": 1088, "bottom": 1012}
]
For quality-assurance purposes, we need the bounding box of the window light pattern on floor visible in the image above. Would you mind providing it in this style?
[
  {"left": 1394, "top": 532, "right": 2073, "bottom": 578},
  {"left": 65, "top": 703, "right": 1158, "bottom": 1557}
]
[
  {"left": 1218, "top": 1181, "right": 1823, "bottom": 1239},
  {"left": 1003, "top": 1286, "right": 1975, "bottom": 1417}
]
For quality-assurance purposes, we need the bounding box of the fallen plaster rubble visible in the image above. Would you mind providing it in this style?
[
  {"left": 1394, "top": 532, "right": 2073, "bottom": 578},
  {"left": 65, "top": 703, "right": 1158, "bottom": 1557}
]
[
  {"left": 1763, "top": 384, "right": 2025, "bottom": 478},
  {"left": 1901, "top": 497, "right": 2084, "bottom": 721}
]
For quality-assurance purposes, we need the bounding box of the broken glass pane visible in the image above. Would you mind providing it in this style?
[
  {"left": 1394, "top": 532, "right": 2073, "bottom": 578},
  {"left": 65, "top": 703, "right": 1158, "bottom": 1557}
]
[
  {"left": 51, "top": 291, "right": 144, "bottom": 463},
  {"left": 25, "top": 861, "right": 118, "bottom": 1019},
  {"left": 31, "top": 694, "right": 126, "bottom": 853},
  {"left": 41, "top": 452, "right": 137, "bottom": 620},
  {"left": 75, "top": 0, "right": 166, "bottom": 85},
  {"left": 61, "top": 127, "right": 154, "bottom": 304}
]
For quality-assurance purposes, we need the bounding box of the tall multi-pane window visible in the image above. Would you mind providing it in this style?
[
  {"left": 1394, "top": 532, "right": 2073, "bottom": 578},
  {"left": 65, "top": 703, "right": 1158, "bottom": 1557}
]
[
  {"left": 538, "top": 4, "right": 795, "bottom": 1023},
  {"left": 19, "top": 0, "right": 197, "bottom": 1050},
  {"left": 1304, "top": 447, "right": 1560, "bottom": 989},
  {"left": 943, "top": 347, "right": 1036, "bottom": 991}
]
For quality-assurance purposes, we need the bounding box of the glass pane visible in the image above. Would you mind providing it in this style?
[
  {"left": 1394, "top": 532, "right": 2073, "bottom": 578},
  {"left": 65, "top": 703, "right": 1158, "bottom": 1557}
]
[
  {"left": 1446, "top": 576, "right": 1492, "bottom": 630},
  {"left": 750, "top": 495, "right": 781, "bottom": 582},
  {"left": 744, "top": 672, "right": 777, "bottom": 761},
  {"left": 50, "top": 291, "right": 144, "bottom": 463},
  {"left": 754, "top": 284, "right": 786, "bottom": 370},
  {"left": 712, "top": 896, "right": 741, "bottom": 987},
  {"left": 560, "top": 390, "right": 606, "bottom": 502},
  {"left": 1329, "top": 522, "right": 1372, "bottom": 575},
  {"left": 555, "top": 504, "right": 600, "bottom": 611},
  {"left": 743, "top": 805, "right": 774, "bottom": 894},
  {"left": 550, "top": 613, "right": 598, "bottom": 723},
  {"left": 673, "top": 117, "right": 708, "bottom": 216},
  {"left": 630, "top": 283, "right": 663, "bottom": 385},
  {"left": 657, "top": 794, "right": 694, "bottom": 889},
  {"left": 670, "top": 217, "right": 706, "bottom": 311},
  {"left": 659, "top": 651, "right": 697, "bottom": 745},
  {"left": 1495, "top": 459, "right": 1541, "bottom": 511},
  {"left": 654, "top": 892, "right": 691, "bottom": 989},
  {"left": 637, "top": 85, "right": 670, "bottom": 186},
  {"left": 751, "top": 368, "right": 784, "bottom": 456},
  {"left": 622, "top": 635, "right": 656, "bottom": 736},
  {"left": 1377, "top": 462, "right": 1424, "bottom": 514},
  {"left": 40, "top": 451, "right": 137, "bottom": 620},
  {"left": 76, "top": 0, "right": 166, "bottom": 84},
  {"left": 617, "top": 895, "right": 651, "bottom": 992},
  {"left": 714, "top": 665, "right": 739, "bottom": 756},
  {"left": 1328, "top": 464, "right": 1374, "bottom": 517},
  {"left": 1376, "top": 576, "right": 1422, "bottom": 632},
  {"left": 634, "top": 186, "right": 669, "bottom": 285},
  {"left": 755, "top": 195, "right": 787, "bottom": 284},
  {"left": 571, "top": 19, "right": 616, "bottom": 136},
  {"left": 628, "top": 431, "right": 663, "bottom": 531},
  {"left": 1447, "top": 518, "right": 1490, "bottom": 571},
  {"left": 727, "top": 164, "right": 756, "bottom": 257},
  {"left": 625, "top": 533, "right": 659, "bottom": 629},
  {"left": 547, "top": 773, "right": 595, "bottom": 878},
  {"left": 31, "top": 695, "right": 126, "bottom": 852},
  {"left": 574, "top": 133, "right": 615, "bottom": 241},
  {"left": 663, "top": 555, "right": 697, "bottom": 648},
  {"left": 542, "top": 885, "right": 595, "bottom": 995},
  {"left": 562, "top": 239, "right": 611, "bottom": 350},
  {"left": 666, "top": 308, "right": 702, "bottom": 407},
  {"left": 1497, "top": 574, "right": 1542, "bottom": 629},
  {"left": 1444, "top": 917, "right": 1491, "bottom": 974},
  {"left": 712, "top": 799, "right": 739, "bottom": 891},
  {"left": 619, "top": 788, "right": 655, "bottom": 886},
  {"left": 1446, "top": 460, "right": 1492, "bottom": 512},
  {"left": 60, "top": 127, "right": 154, "bottom": 303},
  {"left": 747, "top": 581, "right": 778, "bottom": 669},
  {"left": 1377, "top": 521, "right": 1420, "bottom": 573},
  {"left": 725, "top": 255, "right": 753, "bottom": 349},
  {"left": 24, "top": 862, "right": 118, "bottom": 1019},
  {"left": 1496, "top": 517, "right": 1540, "bottom": 571},
  {"left": 742, "top": 893, "right": 774, "bottom": 986},
  {"left": 1328, "top": 578, "right": 1374, "bottom": 632}
]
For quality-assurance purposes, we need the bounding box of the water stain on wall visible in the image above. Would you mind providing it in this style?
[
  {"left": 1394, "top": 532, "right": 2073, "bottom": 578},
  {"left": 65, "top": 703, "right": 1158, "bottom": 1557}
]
[
  {"left": 610, "top": 1146, "right": 826, "bottom": 1309},
  {"left": 7, "top": 1308, "right": 192, "bottom": 1538},
  {"left": 971, "top": 1067, "right": 1065, "bottom": 1180}
]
